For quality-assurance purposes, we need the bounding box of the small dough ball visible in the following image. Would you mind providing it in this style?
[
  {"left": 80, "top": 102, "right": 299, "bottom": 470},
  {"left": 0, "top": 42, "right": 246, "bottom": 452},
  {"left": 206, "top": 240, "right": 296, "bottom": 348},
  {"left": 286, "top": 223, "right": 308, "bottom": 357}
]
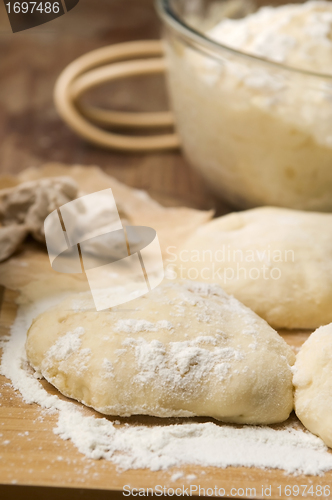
[
  {"left": 173, "top": 207, "right": 332, "bottom": 329},
  {"left": 294, "top": 323, "right": 332, "bottom": 447},
  {"left": 26, "top": 281, "right": 295, "bottom": 424}
]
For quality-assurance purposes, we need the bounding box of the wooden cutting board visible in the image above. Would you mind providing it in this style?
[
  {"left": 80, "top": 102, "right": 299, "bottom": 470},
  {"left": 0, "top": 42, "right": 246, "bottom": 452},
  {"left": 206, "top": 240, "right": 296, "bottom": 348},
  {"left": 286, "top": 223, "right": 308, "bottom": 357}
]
[{"left": 0, "top": 246, "right": 331, "bottom": 500}]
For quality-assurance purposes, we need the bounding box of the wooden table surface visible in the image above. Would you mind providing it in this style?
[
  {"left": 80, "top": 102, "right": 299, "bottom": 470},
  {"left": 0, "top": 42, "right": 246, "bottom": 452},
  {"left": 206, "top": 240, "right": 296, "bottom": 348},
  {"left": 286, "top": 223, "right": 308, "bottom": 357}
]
[
  {"left": 1, "top": 254, "right": 332, "bottom": 500},
  {"left": 1, "top": 1, "right": 332, "bottom": 499},
  {"left": 0, "top": 0, "right": 229, "bottom": 214},
  {"left": 0, "top": 2, "right": 229, "bottom": 497}
]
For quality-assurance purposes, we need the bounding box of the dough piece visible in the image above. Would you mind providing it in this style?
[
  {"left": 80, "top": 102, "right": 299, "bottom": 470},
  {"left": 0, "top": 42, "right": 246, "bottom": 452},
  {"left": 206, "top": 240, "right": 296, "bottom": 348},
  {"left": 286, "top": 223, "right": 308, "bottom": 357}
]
[
  {"left": 0, "top": 177, "right": 78, "bottom": 261},
  {"left": 0, "top": 225, "right": 28, "bottom": 262},
  {"left": 293, "top": 324, "right": 332, "bottom": 448},
  {"left": 172, "top": 207, "right": 332, "bottom": 329},
  {"left": 26, "top": 281, "right": 295, "bottom": 424}
]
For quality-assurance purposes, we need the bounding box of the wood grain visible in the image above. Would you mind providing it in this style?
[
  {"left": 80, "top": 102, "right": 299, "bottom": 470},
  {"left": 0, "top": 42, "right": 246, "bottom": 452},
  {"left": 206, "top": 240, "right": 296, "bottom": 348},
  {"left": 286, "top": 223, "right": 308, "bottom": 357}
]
[
  {"left": 0, "top": 258, "right": 332, "bottom": 499},
  {"left": 0, "top": 0, "right": 230, "bottom": 216},
  {"left": 1, "top": 1, "right": 332, "bottom": 497}
]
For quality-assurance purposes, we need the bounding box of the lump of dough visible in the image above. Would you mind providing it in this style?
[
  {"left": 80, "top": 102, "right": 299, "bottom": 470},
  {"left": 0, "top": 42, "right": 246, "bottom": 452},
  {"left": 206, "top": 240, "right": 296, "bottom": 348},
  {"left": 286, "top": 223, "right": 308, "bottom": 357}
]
[
  {"left": 172, "top": 207, "right": 332, "bottom": 329},
  {"left": 26, "top": 281, "right": 295, "bottom": 424},
  {"left": 0, "top": 177, "right": 78, "bottom": 261},
  {"left": 293, "top": 323, "right": 332, "bottom": 448}
]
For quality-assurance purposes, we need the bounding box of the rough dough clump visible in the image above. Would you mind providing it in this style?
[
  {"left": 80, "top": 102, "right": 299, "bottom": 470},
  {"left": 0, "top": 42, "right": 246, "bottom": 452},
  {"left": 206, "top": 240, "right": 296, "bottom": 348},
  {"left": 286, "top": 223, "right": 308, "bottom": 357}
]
[
  {"left": 293, "top": 323, "right": 332, "bottom": 448},
  {"left": 26, "top": 281, "right": 295, "bottom": 424},
  {"left": 173, "top": 207, "right": 332, "bottom": 329},
  {"left": 0, "top": 177, "right": 78, "bottom": 261}
]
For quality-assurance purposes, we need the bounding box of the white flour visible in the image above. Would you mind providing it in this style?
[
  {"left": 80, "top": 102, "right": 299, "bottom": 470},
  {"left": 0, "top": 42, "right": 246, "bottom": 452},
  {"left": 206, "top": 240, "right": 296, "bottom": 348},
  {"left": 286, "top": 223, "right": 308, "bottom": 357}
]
[
  {"left": 121, "top": 336, "right": 241, "bottom": 385},
  {"left": 208, "top": 1, "right": 332, "bottom": 74},
  {"left": 115, "top": 318, "right": 174, "bottom": 333},
  {"left": 2, "top": 294, "right": 332, "bottom": 475},
  {"left": 45, "top": 326, "right": 85, "bottom": 361}
]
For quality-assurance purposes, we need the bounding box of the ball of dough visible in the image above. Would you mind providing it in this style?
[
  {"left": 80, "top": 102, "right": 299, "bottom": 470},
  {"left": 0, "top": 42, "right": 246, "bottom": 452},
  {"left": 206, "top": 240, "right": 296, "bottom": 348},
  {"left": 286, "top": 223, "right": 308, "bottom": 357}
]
[
  {"left": 294, "top": 323, "right": 332, "bottom": 447},
  {"left": 26, "top": 281, "right": 294, "bottom": 424},
  {"left": 172, "top": 207, "right": 332, "bottom": 329}
]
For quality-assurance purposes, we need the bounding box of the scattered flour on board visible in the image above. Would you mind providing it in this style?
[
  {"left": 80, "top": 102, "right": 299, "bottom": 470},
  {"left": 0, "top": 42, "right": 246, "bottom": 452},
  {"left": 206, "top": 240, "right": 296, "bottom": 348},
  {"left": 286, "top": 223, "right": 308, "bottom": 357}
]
[{"left": 1, "top": 294, "right": 332, "bottom": 475}]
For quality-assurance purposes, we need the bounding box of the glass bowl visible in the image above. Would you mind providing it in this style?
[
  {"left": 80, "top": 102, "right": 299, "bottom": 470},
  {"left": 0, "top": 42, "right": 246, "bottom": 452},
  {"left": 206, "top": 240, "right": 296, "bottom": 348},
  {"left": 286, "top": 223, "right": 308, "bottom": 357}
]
[{"left": 156, "top": 0, "right": 332, "bottom": 211}]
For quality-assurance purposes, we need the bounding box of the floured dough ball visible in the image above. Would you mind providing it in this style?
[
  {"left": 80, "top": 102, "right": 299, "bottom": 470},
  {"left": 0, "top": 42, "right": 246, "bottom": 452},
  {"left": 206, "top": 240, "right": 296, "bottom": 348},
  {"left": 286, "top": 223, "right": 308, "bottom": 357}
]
[
  {"left": 26, "top": 281, "right": 295, "bottom": 424},
  {"left": 293, "top": 324, "right": 332, "bottom": 448},
  {"left": 172, "top": 207, "right": 332, "bottom": 329}
]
